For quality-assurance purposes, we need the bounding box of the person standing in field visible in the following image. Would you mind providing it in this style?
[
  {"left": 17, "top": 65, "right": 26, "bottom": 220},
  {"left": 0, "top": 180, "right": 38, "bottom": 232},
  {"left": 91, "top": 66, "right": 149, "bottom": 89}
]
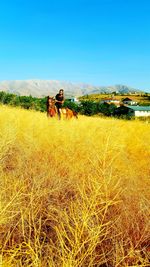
[{"left": 55, "top": 89, "right": 64, "bottom": 119}]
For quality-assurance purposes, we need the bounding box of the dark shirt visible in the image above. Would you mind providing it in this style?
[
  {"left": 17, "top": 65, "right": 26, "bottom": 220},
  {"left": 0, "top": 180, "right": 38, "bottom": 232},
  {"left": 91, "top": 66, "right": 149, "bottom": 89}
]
[{"left": 55, "top": 93, "right": 64, "bottom": 108}]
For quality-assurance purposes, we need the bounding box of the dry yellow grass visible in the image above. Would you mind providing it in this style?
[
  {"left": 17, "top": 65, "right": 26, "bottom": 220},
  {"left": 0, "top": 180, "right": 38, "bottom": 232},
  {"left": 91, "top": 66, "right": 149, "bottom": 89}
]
[{"left": 0, "top": 105, "right": 150, "bottom": 267}]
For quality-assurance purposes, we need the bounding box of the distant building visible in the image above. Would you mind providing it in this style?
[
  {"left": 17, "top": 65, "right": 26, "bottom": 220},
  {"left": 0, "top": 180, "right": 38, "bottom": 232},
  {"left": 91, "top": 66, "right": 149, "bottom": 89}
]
[
  {"left": 127, "top": 106, "right": 150, "bottom": 117},
  {"left": 100, "top": 98, "right": 120, "bottom": 106},
  {"left": 122, "top": 97, "right": 138, "bottom": 105},
  {"left": 66, "top": 97, "right": 79, "bottom": 103},
  {"left": 115, "top": 105, "right": 150, "bottom": 117}
]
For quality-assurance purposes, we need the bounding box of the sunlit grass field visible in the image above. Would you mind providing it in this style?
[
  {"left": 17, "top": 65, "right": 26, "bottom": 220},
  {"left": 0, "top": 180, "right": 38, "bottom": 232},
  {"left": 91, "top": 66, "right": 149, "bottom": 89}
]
[{"left": 0, "top": 105, "right": 150, "bottom": 267}]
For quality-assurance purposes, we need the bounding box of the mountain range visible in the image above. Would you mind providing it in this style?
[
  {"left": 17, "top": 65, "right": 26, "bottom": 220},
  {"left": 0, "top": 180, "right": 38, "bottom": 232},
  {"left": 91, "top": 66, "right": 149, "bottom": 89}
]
[{"left": 0, "top": 80, "right": 144, "bottom": 98}]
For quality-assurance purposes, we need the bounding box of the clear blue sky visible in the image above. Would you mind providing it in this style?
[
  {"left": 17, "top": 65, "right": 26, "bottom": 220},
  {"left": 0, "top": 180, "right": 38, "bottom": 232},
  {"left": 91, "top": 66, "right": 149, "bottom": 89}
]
[{"left": 0, "top": 0, "right": 150, "bottom": 91}]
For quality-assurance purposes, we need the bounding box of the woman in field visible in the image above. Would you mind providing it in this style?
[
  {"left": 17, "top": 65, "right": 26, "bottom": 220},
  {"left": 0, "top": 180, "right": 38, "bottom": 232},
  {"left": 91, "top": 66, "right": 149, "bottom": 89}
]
[{"left": 55, "top": 89, "right": 64, "bottom": 119}]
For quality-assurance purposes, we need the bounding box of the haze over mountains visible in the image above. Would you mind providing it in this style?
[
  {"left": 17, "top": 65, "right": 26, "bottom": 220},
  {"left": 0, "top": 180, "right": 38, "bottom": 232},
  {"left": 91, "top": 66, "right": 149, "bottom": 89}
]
[{"left": 0, "top": 80, "right": 144, "bottom": 97}]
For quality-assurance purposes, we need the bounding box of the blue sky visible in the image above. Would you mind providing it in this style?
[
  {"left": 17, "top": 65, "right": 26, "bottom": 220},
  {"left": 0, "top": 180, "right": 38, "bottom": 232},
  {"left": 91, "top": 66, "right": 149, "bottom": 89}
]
[{"left": 0, "top": 0, "right": 150, "bottom": 91}]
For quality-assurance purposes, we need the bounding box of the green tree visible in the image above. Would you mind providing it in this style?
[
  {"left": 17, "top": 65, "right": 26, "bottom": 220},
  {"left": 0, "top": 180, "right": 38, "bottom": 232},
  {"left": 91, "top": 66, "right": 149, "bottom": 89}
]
[
  {"left": 80, "top": 101, "right": 97, "bottom": 116},
  {"left": 0, "top": 91, "right": 7, "bottom": 103},
  {"left": 97, "top": 102, "right": 117, "bottom": 116}
]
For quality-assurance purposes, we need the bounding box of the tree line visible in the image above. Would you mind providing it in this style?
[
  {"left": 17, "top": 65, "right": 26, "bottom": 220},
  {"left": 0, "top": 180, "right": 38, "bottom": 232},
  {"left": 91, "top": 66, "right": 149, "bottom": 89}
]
[
  {"left": 0, "top": 91, "right": 47, "bottom": 112},
  {"left": 0, "top": 91, "right": 119, "bottom": 117}
]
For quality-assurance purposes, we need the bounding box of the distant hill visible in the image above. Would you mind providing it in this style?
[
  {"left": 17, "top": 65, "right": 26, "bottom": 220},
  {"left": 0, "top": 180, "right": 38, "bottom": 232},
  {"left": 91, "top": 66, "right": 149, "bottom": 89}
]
[{"left": 0, "top": 80, "right": 144, "bottom": 97}]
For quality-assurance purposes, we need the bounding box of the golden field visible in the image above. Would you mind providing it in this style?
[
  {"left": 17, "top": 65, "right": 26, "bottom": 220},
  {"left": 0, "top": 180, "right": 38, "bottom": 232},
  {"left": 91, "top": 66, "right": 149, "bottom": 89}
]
[{"left": 0, "top": 105, "right": 150, "bottom": 267}]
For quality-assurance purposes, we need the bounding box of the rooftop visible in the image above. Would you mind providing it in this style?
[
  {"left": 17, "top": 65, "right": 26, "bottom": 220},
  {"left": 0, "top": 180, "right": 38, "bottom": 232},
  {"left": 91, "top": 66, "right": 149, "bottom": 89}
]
[
  {"left": 102, "top": 98, "right": 120, "bottom": 101},
  {"left": 127, "top": 106, "right": 150, "bottom": 111}
]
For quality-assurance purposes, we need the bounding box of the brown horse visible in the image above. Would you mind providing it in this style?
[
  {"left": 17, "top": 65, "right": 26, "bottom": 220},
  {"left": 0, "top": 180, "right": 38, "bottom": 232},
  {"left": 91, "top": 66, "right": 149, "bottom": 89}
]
[
  {"left": 46, "top": 96, "right": 56, "bottom": 117},
  {"left": 61, "top": 108, "right": 78, "bottom": 119}
]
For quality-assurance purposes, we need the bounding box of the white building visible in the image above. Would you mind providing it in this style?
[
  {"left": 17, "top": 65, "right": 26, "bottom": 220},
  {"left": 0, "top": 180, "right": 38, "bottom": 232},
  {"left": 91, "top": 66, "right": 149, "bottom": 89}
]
[
  {"left": 127, "top": 106, "right": 150, "bottom": 117},
  {"left": 122, "top": 97, "right": 138, "bottom": 105},
  {"left": 66, "top": 97, "right": 79, "bottom": 103},
  {"left": 100, "top": 98, "right": 120, "bottom": 106}
]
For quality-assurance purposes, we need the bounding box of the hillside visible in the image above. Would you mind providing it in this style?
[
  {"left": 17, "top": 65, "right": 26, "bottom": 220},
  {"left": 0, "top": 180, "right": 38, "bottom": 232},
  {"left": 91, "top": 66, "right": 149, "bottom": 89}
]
[
  {"left": 79, "top": 92, "right": 150, "bottom": 106},
  {"left": 0, "top": 106, "right": 150, "bottom": 266},
  {"left": 0, "top": 80, "right": 144, "bottom": 97}
]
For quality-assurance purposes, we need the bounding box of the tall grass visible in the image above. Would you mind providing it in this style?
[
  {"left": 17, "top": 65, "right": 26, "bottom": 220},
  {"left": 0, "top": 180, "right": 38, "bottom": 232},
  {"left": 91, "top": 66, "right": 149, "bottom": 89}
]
[{"left": 0, "top": 105, "right": 150, "bottom": 266}]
